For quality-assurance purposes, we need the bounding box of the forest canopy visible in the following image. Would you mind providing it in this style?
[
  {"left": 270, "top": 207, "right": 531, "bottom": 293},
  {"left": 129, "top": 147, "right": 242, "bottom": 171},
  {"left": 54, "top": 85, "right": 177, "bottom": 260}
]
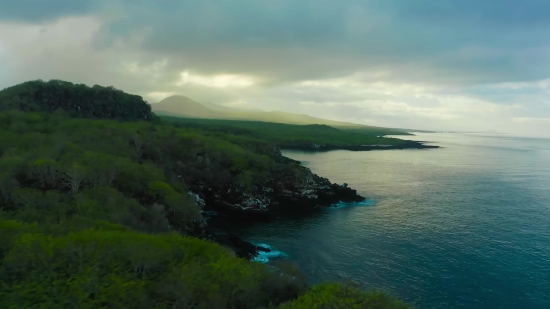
[{"left": 0, "top": 79, "right": 156, "bottom": 121}]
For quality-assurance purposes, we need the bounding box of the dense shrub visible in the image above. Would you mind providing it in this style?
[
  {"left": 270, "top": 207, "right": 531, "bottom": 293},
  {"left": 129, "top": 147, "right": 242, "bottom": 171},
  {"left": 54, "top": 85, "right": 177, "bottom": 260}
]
[
  {"left": 0, "top": 222, "right": 308, "bottom": 309},
  {"left": 279, "top": 283, "right": 410, "bottom": 309},
  {"left": 0, "top": 221, "right": 409, "bottom": 309}
]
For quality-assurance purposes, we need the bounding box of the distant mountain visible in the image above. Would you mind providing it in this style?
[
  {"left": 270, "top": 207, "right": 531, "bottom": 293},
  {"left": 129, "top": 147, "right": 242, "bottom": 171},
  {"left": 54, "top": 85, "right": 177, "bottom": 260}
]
[
  {"left": 201, "top": 101, "right": 265, "bottom": 113},
  {"left": 151, "top": 95, "right": 226, "bottom": 119},
  {"left": 152, "top": 95, "right": 408, "bottom": 135}
]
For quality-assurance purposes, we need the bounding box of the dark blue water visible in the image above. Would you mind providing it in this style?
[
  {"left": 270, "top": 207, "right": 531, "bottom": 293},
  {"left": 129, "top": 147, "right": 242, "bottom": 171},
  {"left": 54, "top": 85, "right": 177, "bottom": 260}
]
[{"left": 236, "top": 133, "right": 550, "bottom": 309}]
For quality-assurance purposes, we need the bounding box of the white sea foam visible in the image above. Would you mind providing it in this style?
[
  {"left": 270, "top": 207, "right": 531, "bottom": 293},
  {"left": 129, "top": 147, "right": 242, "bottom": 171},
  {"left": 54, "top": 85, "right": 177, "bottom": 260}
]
[
  {"left": 329, "top": 199, "right": 376, "bottom": 209},
  {"left": 253, "top": 243, "right": 287, "bottom": 263}
]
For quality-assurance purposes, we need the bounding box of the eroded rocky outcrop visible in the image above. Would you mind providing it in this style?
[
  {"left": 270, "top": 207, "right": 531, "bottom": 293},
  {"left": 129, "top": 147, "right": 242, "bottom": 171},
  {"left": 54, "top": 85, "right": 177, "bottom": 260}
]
[
  {"left": 183, "top": 151, "right": 366, "bottom": 259},
  {"left": 195, "top": 180, "right": 362, "bottom": 219},
  {"left": 187, "top": 191, "right": 206, "bottom": 209},
  {"left": 189, "top": 158, "right": 365, "bottom": 219}
]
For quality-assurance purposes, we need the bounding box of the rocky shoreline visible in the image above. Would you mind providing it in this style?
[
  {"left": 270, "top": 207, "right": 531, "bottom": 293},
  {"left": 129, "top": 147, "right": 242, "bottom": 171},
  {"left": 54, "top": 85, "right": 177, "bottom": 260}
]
[
  {"left": 283, "top": 140, "right": 439, "bottom": 152},
  {"left": 186, "top": 154, "right": 366, "bottom": 260}
]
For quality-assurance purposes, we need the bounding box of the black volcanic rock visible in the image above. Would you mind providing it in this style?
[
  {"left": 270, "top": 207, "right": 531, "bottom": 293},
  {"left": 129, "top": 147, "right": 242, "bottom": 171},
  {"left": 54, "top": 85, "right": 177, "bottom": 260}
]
[
  {"left": 212, "top": 233, "right": 267, "bottom": 260},
  {"left": 192, "top": 162, "right": 365, "bottom": 219},
  {"left": 180, "top": 150, "right": 370, "bottom": 260}
]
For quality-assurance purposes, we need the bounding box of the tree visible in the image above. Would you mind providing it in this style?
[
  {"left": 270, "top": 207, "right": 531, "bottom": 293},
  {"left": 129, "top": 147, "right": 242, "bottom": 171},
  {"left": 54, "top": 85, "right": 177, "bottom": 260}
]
[
  {"left": 0, "top": 156, "right": 25, "bottom": 205},
  {"left": 62, "top": 163, "right": 88, "bottom": 194},
  {"left": 27, "top": 159, "right": 61, "bottom": 188},
  {"left": 0, "top": 173, "right": 19, "bottom": 205},
  {"left": 81, "top": 152, "right": 119, "bottom": 188},
  {"left": 132, "top": 133, "right": 144, "bottom": 162}
]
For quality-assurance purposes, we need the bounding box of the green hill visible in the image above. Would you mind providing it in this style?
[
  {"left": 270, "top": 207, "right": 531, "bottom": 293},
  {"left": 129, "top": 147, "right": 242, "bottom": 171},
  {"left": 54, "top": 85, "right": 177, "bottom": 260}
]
[
  {"left": 0, "top": 79, "right": 155, "bottom": 121},
  {"left": 152, "top": 95, "right": 409, "bottom": 136}
]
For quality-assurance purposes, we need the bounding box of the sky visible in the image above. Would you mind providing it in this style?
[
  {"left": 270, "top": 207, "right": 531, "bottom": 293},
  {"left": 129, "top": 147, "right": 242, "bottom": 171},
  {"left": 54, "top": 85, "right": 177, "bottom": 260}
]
[{"left": 1, "top": 1, "right": 550, "bottom": 137}]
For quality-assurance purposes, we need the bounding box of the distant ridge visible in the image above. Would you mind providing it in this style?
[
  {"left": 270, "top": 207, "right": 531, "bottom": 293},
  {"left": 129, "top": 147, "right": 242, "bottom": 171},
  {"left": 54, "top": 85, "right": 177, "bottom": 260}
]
[
  {"left": 201, "top": 100, "right": 265, "bottom": 113},
  {"left": 152, "top": 95, "right": 408, "bottom": 134},
  {"left": 151, "top": 95, "right": 225, "bottom": 119}
]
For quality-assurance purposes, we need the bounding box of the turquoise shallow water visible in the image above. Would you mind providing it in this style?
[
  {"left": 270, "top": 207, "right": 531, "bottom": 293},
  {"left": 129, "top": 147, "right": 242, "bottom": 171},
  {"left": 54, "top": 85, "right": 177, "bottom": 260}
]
[{"left": 235, "top": 133, "right": 550, "bottom": 309}]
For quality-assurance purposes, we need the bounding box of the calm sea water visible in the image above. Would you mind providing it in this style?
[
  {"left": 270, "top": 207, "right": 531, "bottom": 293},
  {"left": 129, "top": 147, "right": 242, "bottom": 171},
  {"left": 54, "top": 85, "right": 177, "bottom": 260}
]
[{"left": 234, "top": 133, "right": 550, "bottom": 309}]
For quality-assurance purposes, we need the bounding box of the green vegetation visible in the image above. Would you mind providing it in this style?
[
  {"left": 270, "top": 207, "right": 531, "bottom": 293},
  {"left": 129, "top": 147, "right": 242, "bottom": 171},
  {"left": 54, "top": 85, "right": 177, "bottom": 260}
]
[
  {"left": 0, "top": 220, "right": 409, "bottom": 308},
  {"left": 0, "top": 79, "right": 156, "bottom": 121},
  {"left": 161, "top": 116, "right": 410, "bottom": 149},
  {"left": 0, "top": 222, "right": 305, "bottom": 308},
  {"left": 279, "top": 283, "right": 410, "bottom": 309},
  {"left": 0, "top": 80, "right": 410, "bottom": 308},
  {"left": 337, "top": 126, "right": 412, "bottom": 137}
]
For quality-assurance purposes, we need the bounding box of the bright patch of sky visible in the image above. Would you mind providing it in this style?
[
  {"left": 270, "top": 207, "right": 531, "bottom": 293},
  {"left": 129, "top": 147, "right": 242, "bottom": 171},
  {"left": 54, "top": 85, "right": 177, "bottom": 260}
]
[{"left": 176, "top": 71, "right": 257, "bottom": 89}]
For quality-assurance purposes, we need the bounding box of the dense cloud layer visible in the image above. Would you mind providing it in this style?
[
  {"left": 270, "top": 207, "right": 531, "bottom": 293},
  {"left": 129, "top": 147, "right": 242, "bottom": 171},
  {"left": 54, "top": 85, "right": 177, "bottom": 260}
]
[{"left": 1, "top": 0, "right": 549, "bottom": 136}]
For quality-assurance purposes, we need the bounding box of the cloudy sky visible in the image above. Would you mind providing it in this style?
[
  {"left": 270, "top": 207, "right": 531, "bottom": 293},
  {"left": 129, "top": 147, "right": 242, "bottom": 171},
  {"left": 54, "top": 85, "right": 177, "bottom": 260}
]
[{"left": 1, "top": 1, "right": 550, "bottom": 137}]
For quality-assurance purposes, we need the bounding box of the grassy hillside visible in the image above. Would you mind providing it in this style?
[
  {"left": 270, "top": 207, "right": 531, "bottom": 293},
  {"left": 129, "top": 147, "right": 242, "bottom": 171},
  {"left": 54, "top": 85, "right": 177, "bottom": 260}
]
[
  {"left": 161, "top": 116, "right": 412, "bottom": 148},
  {"left": 152, "top": 95, "right": 409, "bottom": 135}
]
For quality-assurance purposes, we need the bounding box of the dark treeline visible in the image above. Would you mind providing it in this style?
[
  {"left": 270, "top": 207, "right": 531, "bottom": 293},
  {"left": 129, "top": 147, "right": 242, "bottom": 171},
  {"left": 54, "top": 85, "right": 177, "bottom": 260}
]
[
  {"left": 0, "top": 80, "right": 410, "bottom": 308},
  {"left": 0, "top": 79, "right": 156, "bottom": 121}
]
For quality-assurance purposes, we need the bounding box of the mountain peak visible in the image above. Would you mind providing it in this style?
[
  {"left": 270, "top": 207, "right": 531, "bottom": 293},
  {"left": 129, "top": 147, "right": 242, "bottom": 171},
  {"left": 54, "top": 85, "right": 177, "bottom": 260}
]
[{"left": 153, "top": 95, "right": 221, "bottom": 118}]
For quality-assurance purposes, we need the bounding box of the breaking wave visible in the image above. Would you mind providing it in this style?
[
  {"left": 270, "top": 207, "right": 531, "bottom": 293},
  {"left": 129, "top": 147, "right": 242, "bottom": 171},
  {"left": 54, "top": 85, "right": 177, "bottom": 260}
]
[
  {"left": 253, "top": 243, "right": 287, "bottom": 263},
  {"left": 329, "top": 199, "right": 376, "bottom": 209}
]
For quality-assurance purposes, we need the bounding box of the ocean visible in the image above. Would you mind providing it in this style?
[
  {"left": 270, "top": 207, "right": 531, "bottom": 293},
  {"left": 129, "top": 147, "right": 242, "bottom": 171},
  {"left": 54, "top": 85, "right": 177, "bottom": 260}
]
[{"left": 233, "top": 133, "right": 550, "bottom": 309}]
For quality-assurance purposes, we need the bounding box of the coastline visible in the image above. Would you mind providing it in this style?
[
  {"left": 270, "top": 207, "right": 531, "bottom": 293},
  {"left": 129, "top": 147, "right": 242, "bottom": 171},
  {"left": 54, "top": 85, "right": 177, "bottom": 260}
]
[
  {"left": 280, "top": 140, "right": 439, "bottom": 152},
  {"left": 196, "top": 148, "right": 373, "bottom": 260},
  {"left": 195, "top": 151, "right": 368, "bottom": 260},
  {"left": 202, "top": 137, "right": 438, "bottom": 260}
]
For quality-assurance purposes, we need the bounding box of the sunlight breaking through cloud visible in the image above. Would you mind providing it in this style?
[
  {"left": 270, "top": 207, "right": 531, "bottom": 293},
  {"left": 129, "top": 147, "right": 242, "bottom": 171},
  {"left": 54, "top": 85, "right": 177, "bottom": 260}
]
[{"left": 177, "top": 71, "right": 256, "bottom": 89}]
